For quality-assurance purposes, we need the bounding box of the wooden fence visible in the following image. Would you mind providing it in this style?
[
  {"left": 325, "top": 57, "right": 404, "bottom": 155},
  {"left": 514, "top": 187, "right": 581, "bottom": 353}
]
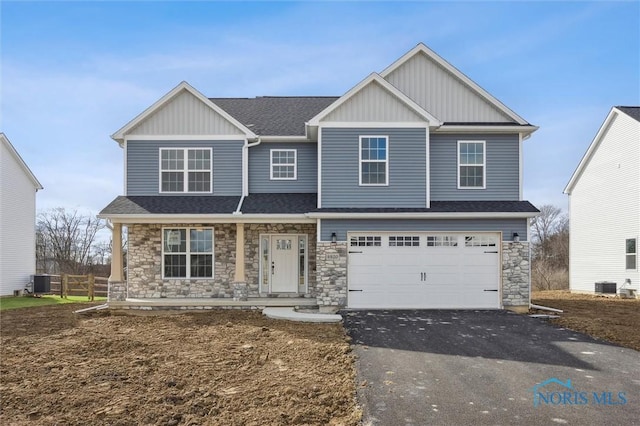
[{"left": 49, "top": 275, "right": 108, "bottom": 300}]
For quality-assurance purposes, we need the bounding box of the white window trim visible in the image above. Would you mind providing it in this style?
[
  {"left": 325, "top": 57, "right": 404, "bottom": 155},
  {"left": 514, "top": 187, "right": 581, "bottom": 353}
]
[
  {"left": 626, "top": 238, "right": 637, "bottom": 270},
  {"left": 457, "top": 140, "right": 486, "bottom": 190},
  {"left": 359, "top": 135, "right": 389, "bottom": 187},
  {"left": 270, "top": 149, "right": 297, "bottom": 180},
  {"left": 158, "top": 147, "right": 213, "bottom": 194},
  {"left": 161, "top": 227, "right": 215, "bottom": 279}
]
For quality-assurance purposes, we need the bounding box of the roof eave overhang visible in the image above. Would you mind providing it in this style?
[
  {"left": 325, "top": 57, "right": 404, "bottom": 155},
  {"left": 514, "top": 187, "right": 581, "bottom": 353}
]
[
  {"left": 97, "top": 213, "right": 315, "bottom": 224},
  {"left": 307, "top": 212, "right": 538, "bottom": 219},
  {"left": 436, "top": 125, "right": 539, "bottom": 136},
  {"left": 564, "top": 107, "right": 619, "bottom": 194},
  {"left": 110, "top": 81, "right": 257, "bottom": 145}
]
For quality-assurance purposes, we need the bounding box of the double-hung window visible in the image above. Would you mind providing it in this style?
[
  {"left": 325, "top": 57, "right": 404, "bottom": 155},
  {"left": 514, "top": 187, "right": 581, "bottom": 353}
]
[
  {"left": 163, "top": 228, "right": 214, "bottom": 278},
  {"left": 458, "top": 141, "right": 485, "bottom": 189},
  {"left": 270, "top": 149, "right": 297, "bottom": 180},
  {"left": 626, "top": 238, "right": 637, "bottom": 270},
  {"left": 360, "top": 136, "right": 388, "bottom": 186},
  {"left": 160, "top": 148, "right": 212, "bottom": 193}
]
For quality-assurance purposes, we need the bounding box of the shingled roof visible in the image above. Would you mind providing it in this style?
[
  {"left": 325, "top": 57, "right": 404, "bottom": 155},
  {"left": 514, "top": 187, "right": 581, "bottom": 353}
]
[
  {"left": 210, "top": 97, "right": 339, "bottom": 136},
  {"left": 617, "top": 106, "right": 640, "bottom": 123}
]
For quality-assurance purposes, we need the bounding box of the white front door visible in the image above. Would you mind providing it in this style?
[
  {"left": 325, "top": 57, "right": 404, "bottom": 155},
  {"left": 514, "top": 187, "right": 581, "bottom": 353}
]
[{"left": 270, "top": 236, "right": 298, "bottom": 292}]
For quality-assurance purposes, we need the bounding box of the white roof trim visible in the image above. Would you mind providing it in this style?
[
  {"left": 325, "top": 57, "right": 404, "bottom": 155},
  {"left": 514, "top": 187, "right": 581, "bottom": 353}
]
[
  {"left": 0, "top": 133, "right": 43, "bottom": 190},
  {"left": 97, "top": 213, "right": 315, "bottom": 224},
  {"left": 436, "top": 124, "right": 539, "bottom": 135},
  {"left": 111, "top": 81, "right": 257, "bottom": 143},
  {"left": 564, "top": 107, "right": 620, "bottom": 194},
  {"left": 308, "top": 212, "right": 538, "bottom": 219},
  {"left": 307, "top": 73, "right": 442, "bottom": 127},
  {"left": 381, "top": 43, "right": 529, "bottom": 126}
]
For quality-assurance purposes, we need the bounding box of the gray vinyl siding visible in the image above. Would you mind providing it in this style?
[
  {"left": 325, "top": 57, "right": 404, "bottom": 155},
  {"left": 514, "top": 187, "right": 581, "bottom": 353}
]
[
  {"left": 320, "top": 218, "right": 528, "bottom": 242},
  {"left": 321, "top": 128, "right": 427, "bottom": 208},
  {"left": 430, "top": 133, "right": 520, "bottom": 201},
  {"left": 126, "top": 140, "right": 243, "bottom": 196},
  {"left": 248, "top": 142, "right": 317, "bottom": 193}
]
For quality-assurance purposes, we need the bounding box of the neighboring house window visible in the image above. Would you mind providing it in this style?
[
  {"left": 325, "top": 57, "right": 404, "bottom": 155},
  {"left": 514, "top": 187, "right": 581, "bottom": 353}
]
[
  {"left": 163, "top": 228, "right": 214, "bottom": 278},
  {"left": 160, "top": 148, "right": 212, "bottom": 193},
  {"left": 626, "top": 238, "right": 637, "bottom": 270},
  {"left": 359, "top": 136, "right": 388, "bottom": 186},
  {"left": 458, "top": 141, "right": 485, "bottom": 189},
  {"left": 270, "top": 149, "right": 297, "bottom": 180}
]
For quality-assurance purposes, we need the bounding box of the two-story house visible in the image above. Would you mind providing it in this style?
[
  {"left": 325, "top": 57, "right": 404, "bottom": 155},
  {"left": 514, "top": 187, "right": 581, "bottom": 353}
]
[{"left": 99, "top": 43, "right": 539, "bottom": 311}]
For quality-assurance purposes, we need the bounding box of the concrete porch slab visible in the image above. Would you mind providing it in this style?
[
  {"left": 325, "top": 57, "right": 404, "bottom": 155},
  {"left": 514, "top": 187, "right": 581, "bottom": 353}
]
[
  {"left": 263, "top": 307, "right": 342, "bottom": 323},
  {"left": 109, "top": 297, "right": 318, "bottom": 309}
]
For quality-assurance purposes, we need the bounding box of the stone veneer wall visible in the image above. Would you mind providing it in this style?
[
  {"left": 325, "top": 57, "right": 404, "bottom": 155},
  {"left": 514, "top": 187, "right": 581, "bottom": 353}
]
[
  {"left": 107, "top": 280, "right": 126, "bottom": 302},
  {"left": 502, "top": 241, "right": 531, "bottom": 307},
  {"left": 127, "top": 223, "right": 237, "bottom": 298},
  {"left": 244, "top": 223, "right": 317, "bottom": 297},
  {"left": 316, "top": 242, "right": 347, "bottom": 307},
  {"left": 126, "top": 223, "right": 316, "bottom": 299}
]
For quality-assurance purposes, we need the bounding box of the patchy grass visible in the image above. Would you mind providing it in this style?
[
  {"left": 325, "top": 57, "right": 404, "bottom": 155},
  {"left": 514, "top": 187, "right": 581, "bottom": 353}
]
[{"left": 0, "top": 295, "right": 106, "bottom": 311}]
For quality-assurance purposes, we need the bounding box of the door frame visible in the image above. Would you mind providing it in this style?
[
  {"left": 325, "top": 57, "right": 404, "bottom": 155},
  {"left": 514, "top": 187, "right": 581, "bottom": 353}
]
[{"left": 259, "top": 233, "right": 308, "bottom": 294}]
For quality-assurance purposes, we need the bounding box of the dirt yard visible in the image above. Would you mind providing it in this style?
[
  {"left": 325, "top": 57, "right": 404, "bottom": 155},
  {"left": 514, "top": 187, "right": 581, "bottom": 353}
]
[
  {"left": 532, "top": 290, "right": 640, "bottom": 352},
  {"left": 0, "top": 305, "right": 361, "bottom": 425}
]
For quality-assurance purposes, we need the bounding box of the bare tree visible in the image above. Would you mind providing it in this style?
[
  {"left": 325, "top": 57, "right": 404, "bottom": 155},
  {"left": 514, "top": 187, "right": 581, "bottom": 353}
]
[
  {"left": 36, "top": 208, "right": 106, "bottom": 274},
  {"left": 530, "top": 204, "right": 569, "bottom": 290}
]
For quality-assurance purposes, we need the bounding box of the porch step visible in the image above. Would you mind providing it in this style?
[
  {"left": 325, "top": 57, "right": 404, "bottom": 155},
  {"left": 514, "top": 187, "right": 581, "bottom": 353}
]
[
  {"left": 263, "top": 307, "right": 342, "bottom": 323},
  {"left": 109, "top": 297, "right": 317, "bottom": 310}
]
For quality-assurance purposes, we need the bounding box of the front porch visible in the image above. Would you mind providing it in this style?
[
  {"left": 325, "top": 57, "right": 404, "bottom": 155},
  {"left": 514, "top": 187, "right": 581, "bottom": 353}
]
[{"left": 108, "top": 296, "right": 318, "bottom": 310}]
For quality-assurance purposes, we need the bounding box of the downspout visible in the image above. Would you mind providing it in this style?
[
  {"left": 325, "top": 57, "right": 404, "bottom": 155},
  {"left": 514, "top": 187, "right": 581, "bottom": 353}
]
[{"left": 235, "top": 137, "right": 262, "bottom": 214}]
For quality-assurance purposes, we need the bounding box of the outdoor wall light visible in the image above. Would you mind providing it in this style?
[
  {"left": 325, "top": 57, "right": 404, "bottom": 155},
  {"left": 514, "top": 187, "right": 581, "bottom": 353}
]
[
  {"left": 513, "top": 232, "right": 520, "bottom": 243},
  {"left": 331, "top": 232, "right": 337, "bottom": 243}
]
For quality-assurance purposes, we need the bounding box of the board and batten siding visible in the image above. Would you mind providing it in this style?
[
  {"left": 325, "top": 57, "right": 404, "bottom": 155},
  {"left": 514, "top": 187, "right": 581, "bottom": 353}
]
[
  {"left": 0, "top": 141, "right": 38, "bottom": 295},
  {"left": 126, "top": 140, "right": 243, "bottom": 196},
  {"left": 128, "top": 90, "right": 244, "bottom": 136},
  {"left": 569, "top": 111, "right": 640, "bottom": 292},
  {"left": 321, "top": 127, "right": 427, "bottom": 208},
  {"left": 319, "top": 218, "right": 528, "bottom": 242},
  {"left": 430, "top": 133, "right": 520, "bottom": 201},
  {"left": 248, "top": 142, "right": 317, "bottom": 193},
  {"left": 323, "top": 80, "right": 425, "bottom": 122},
  {"left": 384, "top": 52, "right": 512, "bottom": 123}
]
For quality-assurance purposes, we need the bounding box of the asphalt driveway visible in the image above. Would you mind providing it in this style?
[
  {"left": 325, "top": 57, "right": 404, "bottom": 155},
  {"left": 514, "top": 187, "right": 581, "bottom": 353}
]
[{"left": 343, "top": 310, "right": 640, "bottom": 426}]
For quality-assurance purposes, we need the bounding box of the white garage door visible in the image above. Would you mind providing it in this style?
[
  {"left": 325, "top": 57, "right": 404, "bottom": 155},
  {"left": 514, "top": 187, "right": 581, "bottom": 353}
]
[{"left": 347, "top": 232, "right": 501, "bottom": 309}]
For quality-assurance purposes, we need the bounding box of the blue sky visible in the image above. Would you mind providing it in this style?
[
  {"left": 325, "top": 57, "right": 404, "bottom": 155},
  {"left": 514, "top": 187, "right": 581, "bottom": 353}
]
[{"left": 1, "top": 1, "right": 639, "bottom": 217}]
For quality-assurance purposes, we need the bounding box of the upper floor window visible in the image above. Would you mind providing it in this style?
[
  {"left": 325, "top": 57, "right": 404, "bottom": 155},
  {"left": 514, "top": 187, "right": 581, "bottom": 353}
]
[
  {"left": 160, "top": 148, "right": 212, "bottom": 193},
  {"left": 360, "top": 136, "right": 388, "bottom": 186},
  {"left": 270, "top": 149, "right": 297, "bottom": 180},
  {"left": 458, "top": 141, "right": 485, "bottom": 189},
  {"left": 626, "top": 238, "right": 637, "bottom": 270}
]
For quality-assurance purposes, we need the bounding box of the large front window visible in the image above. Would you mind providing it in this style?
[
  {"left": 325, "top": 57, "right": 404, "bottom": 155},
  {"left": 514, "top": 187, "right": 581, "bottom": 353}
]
[
  {"left": 458, "top": 141, "right": 485, "bottom": 189},
  {"left": 160, "top": 148, "right": 212, "bottom": 193},
  {"left": 163, "top": 228, "right": 214, "bottom": 278},
  {"left": 359, "top": 136, "right": 388, "bottom": 186}
]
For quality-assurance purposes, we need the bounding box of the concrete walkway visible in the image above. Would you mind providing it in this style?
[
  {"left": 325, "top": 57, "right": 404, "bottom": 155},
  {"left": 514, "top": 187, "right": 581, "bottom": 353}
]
[{"left": 263, "top": 307, "right": 342, "bottom": 323}]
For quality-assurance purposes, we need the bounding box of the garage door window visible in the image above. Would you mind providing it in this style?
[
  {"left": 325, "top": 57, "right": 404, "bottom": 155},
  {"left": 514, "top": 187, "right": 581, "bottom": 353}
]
[
  {"left": 464, "top": 235, "right": 497, "bottom": 247},
  {"left": 350, "top": 236, "right": 382, "bottom": 247},
  {"left": 426, "top": 235, "right": 458, "bottom": 247},
  {"left": 389, "top": 236, "right": 419, "bottom": 247}
]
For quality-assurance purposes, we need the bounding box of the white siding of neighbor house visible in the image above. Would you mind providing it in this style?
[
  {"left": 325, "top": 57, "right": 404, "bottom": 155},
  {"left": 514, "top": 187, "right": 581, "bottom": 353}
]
[
  {"left": 384, "top": 51, "right": 513, "bottom": 123},
  {"left": 129, "top": 89, "right": 244, "bottom": 136},
  {"left": 323, "top": 80, "right": 425, "bottom": 123},
  {"left": 0, "top": 140, "right": 39, "bottom": 295},
  {"left": 568, "top": 110, "right": 640, "bottom": 293}
]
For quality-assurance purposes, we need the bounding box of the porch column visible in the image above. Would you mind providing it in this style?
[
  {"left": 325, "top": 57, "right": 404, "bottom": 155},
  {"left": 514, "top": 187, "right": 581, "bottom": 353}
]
[
  {"left": 109, "top": 222, "right": 123, "bottom": 282},
  {"left": 233, "top": 223, "right": 248, "bottom": 301}
]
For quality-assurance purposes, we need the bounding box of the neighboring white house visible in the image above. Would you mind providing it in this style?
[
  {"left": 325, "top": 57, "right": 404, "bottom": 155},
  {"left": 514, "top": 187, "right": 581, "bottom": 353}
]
[
  {"left": 564, "top": 106, "right": 640, "bottom": 294},
  {"left": 0, "top": 133, "right": 43, "bottom": 296}
]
